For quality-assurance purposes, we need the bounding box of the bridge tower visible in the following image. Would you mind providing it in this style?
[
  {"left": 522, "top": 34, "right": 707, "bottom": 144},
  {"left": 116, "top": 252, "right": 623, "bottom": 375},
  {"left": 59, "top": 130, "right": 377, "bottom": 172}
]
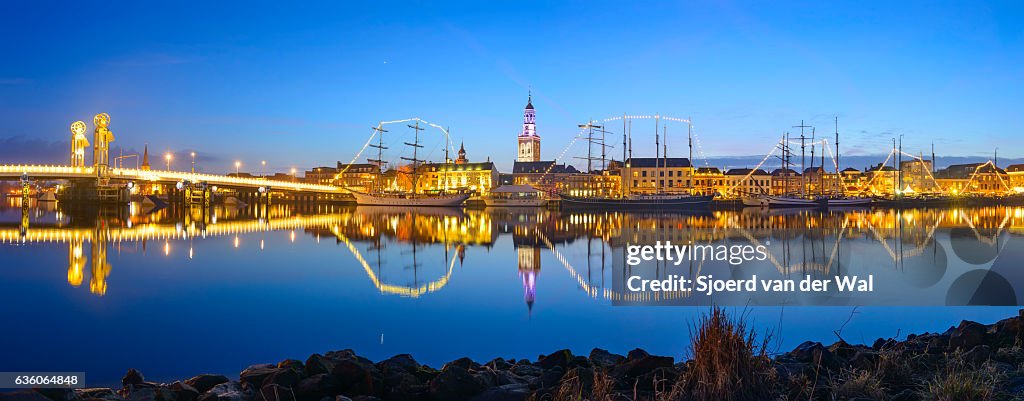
[
  {"left": 92, "top": 113, "right": 114, "bottom": 177},
  {"left": 70, "top": 121, "right": 89, "bottom": 168}
]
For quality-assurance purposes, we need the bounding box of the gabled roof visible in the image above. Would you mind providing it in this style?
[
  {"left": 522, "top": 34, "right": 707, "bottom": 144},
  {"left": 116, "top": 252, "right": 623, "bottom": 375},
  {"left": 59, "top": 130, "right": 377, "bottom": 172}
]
[
  {"left": 513, "top": 161, "right": 578, "bottom": 174},
  {"left": 725, "top": 168, "right": 769, "bottom": 176},
  {"left": 771, "top": 168, "right": 801, "bottom": 176},
  {"left": 625, "top": 157, "right": 692, "bottom": 168},
  {"left": 695, "top": 167, "right": 722, "bottom": 174},
  {"left": 1006, "top": 164, "right": 1024, "bottom": 173}
]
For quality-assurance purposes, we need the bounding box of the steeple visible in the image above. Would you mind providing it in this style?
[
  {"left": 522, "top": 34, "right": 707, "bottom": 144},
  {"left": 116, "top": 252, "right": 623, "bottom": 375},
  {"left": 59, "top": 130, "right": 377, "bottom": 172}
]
[
  {"left": 140, "top": 144, "right": 150, "bottom": 171},
  {"left": 455, "top": 141, "right": 468, "bottom": 164},
  {"left": 517, "top": 90, "right": 541, "bottom": 162}
]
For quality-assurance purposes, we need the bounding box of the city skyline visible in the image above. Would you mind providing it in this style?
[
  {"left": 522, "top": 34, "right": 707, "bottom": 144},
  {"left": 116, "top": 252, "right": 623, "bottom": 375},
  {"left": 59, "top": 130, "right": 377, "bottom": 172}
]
[{"left": 1, "top": 1, "right": 1022, "bottom": 174}]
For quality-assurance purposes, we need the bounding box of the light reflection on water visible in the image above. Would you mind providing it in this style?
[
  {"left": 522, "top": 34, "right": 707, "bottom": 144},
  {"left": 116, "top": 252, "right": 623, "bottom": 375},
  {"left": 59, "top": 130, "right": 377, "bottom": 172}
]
[{"left": 0, "top": 201, "right": 1021, "bottom": 386}]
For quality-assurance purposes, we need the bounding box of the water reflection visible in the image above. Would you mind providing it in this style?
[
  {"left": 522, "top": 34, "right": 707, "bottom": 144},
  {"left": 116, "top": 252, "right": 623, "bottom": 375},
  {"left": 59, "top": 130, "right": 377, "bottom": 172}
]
[{"left": 1, "top": 203, "right": 1021, "bottom": 303}]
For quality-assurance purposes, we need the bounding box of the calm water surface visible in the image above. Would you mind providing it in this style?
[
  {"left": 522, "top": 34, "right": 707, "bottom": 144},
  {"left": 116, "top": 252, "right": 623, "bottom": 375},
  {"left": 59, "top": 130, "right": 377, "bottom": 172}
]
[{"left": 1, "top": 200, "right": 1021, "bottom": 386}]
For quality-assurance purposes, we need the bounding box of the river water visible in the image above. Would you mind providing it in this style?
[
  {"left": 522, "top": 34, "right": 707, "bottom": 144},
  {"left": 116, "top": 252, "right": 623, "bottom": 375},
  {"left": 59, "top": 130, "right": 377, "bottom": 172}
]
[{"left": 1, "top": 200, "right": 1020, "bottom": 386}]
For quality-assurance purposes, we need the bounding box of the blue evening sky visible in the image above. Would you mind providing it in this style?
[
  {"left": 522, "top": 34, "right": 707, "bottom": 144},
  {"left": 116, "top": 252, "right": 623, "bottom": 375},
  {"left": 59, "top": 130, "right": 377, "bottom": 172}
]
[{"left": 1, "top": 1, "right": 1021, "bottom": 173}]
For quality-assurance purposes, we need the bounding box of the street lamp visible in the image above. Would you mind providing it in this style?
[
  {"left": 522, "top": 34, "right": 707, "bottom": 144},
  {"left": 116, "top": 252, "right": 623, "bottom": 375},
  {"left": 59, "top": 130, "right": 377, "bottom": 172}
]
[
  {"left": 191, "top": 152, "right": 196, "bottom": 173},
  {"left": 165, "top": 153, "right": 172, "bottom": 170},
  {"left": 290, "top": 167, "right": 297, "bottom": 182},
  {"left": 261, "top": 160, "right": 266, "bottom": 177},
  {"left": 235, "top": 161, "right": 241, "bottom": 176}
]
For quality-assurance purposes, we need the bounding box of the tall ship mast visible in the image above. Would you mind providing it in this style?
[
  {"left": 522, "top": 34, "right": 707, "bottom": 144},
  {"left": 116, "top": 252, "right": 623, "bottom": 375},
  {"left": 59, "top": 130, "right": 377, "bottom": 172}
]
[
  {"left": 560, "top": 115, "right": 714, "bottom": 209},
  {"left": 350, "top": 121, "right": 470, "bottom": 207}
]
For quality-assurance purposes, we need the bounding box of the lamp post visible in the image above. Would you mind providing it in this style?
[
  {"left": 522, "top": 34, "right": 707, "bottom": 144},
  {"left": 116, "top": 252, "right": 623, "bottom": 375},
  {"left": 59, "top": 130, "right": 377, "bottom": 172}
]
[
  {"left": 291, "top": 168, "right": 297, "bottom": 182},
  {"left": 191, "top": 152, "right": 196, "bottom": 173},
  {"left": 261, "top": 160, "right": 266, "bottom": 178},
  {"left": 165, "top": 153, "right": 172, "bottom": 171},
  {"left": 235, "top": 161, "right": 241, "bottom": 176}
]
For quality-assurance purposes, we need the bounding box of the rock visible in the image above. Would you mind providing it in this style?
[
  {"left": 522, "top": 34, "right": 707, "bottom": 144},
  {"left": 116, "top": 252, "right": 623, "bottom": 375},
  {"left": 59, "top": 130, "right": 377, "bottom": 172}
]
[
  {"left": 949, "top": 320, "right": 987, "bottom": 350},
  {"left": 625, "top": 348, "right": 649, "bottom": 361},
  {"left": 377, "top": 355, "right": 419, "bottom": 374},
  {"left": 509, "top": 364, "right": 542, "bottom": 377},
  {"left": 122, "top": 370, "right": 145, "bottom": 389},
  {"left": 534, "top": 366, "right": 564, "bottom": 390},
  {"left": 467, "top": 384, "right": 529, "bottom": 401},
  {"left": 257, "top": 385, "right": 296, "bottom": 401},
  {"left": 296, "top": 374, "right": 342, "bottom": 401},
  {"left": 76, "top": 389, "right": 120, "bottom": 401},
  {"left": 239, "top": 364, "right": 278, "bottom": 390},
  {"left": 963, "top": 344, "right": 992, "bottom": 365},
  {"left": 789, "top": 341, "right": 833, "bottom": 366},
  {"left": 124, "top": 387, "right": 178, "bottom": 401},
  {"left": 588, "top": 348, "right": 624, "bottom": 368},
  {"left": 185, "top": 375, "right": 229, "bottom": 394},
  {"left": 613, "top": 353, "right": 674, "bottom": 378},
  {"left": 306, "top": 355, "right": 334, "bottom": 377},
  {"left": 330, "top": 358, "right": 381, "bottom": 396},
  {"left": 484, "top": 358, "right": 511, "bottom": 371},
  {"left": 428, "top": 364, "right": 487, "bottom": 401},
  {"left": 536, "top": 350, "right": 573, "bottom": 370},
  {"left": 199, "top": 381, "right": 251, "bottom": 401},
  {"left": 27, "top": 389, "right": 78, "bottom": 401},
  {"left": 167, "top": 382, "right": 199, "bottom": 401}
]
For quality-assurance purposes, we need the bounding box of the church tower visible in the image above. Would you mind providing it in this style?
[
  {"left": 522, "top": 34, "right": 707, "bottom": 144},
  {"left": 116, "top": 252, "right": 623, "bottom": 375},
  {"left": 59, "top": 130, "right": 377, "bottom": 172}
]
[{"left": 517, "top": 91, "right": 540, "bottom": 162}]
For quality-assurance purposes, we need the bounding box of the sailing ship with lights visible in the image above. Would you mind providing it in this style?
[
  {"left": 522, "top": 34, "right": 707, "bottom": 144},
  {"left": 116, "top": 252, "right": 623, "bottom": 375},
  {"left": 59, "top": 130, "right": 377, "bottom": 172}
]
[
  {"left": 559, "top": 118, "right": 715, "bottom": 209},
  {"left": 349, "top": 122, "right": 469, "bottom": 207}
]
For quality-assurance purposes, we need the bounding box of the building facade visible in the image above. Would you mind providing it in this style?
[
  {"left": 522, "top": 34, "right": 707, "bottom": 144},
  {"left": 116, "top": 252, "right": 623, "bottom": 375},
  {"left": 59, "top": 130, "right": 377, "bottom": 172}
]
[
  {"left": 621, "top": 157, "right": 694, "bottom": 195},
  {"left": 723, "top": 168, "right": 770, "bottom": 198}
]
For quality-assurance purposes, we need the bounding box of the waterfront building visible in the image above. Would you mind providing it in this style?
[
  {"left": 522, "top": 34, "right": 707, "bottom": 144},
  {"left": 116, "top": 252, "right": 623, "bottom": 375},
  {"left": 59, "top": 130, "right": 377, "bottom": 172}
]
[
  {"left": 693, "top": 167, "right": 725, "bottom": 196},
  {"left": 304, "top": 166, "right": 339, "bottom": 185},
  {"left": 723, "top": 168, "right": 770, "bottom": 198},
  {"left": 415, "top": 161, "right": 498, "bottom": 195},
  {"left": 770, "top": 168, "right": 802, "bottom": 195},
  {"left": 802, "top": 167, "right": 843, "bottom": 196},
  {"left": 335, "top": 162, "right": 380, "bottom": 192},
  {"left": 512, "top": 161, "right": 578, "bottom": 194},
  {"left": 621, "top": 157, "right": 694, "bottom": 195},
  {"left": 560, "top": 170, "right": 621, "bottom": 198},
  {"left": 864, "top": 163, "right": 898, "bottom": 195},
  {"left": 1007, "top": 164, "right": 1024, "bottom": 193},
  {"left": 840, "top": 168, "right": 865, "bottom": 194},
  {"left": 899, "top": 159, "right": 940, "bottom": 193},
  {"left": 517, "top": 93, "right": 540, "bottom": 163},
  {"left": 140, "top": 145, "right": 151, "bottom": 171},
  {"left": 934, "top": 163, "right": 1010, "bottom": 195}
]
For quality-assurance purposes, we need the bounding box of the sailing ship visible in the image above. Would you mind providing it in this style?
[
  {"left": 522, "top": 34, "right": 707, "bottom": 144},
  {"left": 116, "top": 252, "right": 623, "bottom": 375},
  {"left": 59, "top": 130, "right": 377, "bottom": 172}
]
[
  {"left": 560, "top": 116, "right": 715, "bottom": 209},
  {"left": 743, "top": 123, "right": 817, "bottom": 208},
  {"left": 350, "top": 122, "right": 470, "bottom": 207},
  {"left": 817, "top": 117, "right": 872, "bottom": 208}
]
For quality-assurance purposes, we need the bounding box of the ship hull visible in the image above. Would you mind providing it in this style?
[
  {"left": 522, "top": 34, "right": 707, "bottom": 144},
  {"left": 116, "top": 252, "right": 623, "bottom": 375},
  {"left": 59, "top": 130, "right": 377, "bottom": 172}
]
[
  {"left": 744, "top": 195, "right": 819, "bottom": 208},
  {"left": 351, "top": 192, "right": 470, "bottom": 207},
  {"left": 822, "top": 197, "right": 873, "bottom": 207},
  {"left": 559, "top": 194, "right": 714, "bottom": 209},
  {"left": 483, "top": 198, "right": 548, "bottom": 207}
]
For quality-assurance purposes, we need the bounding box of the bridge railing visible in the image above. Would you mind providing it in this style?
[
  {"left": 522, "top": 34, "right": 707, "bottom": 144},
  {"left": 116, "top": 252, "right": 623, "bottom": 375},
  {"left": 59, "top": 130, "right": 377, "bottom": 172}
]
[{"left": 111, "top": 168, "right": 345, "bottom": 193}]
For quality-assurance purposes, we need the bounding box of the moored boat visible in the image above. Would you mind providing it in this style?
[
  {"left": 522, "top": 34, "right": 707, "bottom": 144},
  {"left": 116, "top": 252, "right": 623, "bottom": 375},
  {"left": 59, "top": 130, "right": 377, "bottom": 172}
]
[
  {"left": 484, "top": 185, "right": 547, "bottom": 207},
  {"left": 351, "top": 191, "right": 470, "bottom": 207},
  {"left": 559, "top": 193, "right": 715, "bottom": 208}
]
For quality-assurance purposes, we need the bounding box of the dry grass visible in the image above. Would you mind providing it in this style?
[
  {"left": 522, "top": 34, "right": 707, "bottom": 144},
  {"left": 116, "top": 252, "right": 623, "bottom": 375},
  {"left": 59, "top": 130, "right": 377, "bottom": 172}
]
[
  {"left": 923, "top": 353, "right": 1002, "bottom": 401},
  {"left": 828, "top": 368, "right": 887, "bottom": 401},
  {"left": 551, "top": 368, "right": 618, "bottom": 401},
  {"left": 668, "top": 307, "right": 776, "bottom": 401}
]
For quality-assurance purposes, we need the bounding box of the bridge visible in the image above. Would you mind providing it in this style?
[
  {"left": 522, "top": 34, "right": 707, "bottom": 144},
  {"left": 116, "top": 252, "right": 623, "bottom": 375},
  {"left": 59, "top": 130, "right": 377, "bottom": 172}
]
[{"left": 0, "top": 113, "right": 348, "bottom": 204}]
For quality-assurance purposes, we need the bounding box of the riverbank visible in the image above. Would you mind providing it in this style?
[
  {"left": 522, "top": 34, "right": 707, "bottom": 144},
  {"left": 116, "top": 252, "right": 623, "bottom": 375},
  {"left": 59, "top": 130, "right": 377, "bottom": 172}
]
[{"left": 10, "top": 309, "right": 1024, "bottom": 401}]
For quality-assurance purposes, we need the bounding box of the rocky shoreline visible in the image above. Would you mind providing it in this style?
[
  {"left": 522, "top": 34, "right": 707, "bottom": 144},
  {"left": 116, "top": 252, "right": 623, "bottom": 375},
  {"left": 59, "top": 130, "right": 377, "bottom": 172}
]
[{"left": 9, "top": 309, "right": 1024, "bottom": 401}]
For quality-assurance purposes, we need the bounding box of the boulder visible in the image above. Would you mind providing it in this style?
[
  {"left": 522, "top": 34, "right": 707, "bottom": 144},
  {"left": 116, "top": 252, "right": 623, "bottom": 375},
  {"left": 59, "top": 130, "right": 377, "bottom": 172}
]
[
  {"left": 199, "top": 381, "right": 251, "bottom": 401},
  {"left": 257, "top": 385, "right": 295, "bottom": 401},
  {"left": 185, "top": 375, "right": 229, "bottom": 394},
  {"left": 949, "top": 320, "right": 987, "bottom": 350},
  {"left": 588, "top": 349, "right": 624, "bottom": 368},
  {"left": 467, "top": 384, "right": 529, "bottom": 401},
  {"left": 428, "top": 365, "right": 486, "bottom": 401},
  {"left": 122, "top": 370, "right": 145, "bottom": 389},
  {"left": 536, "top": 350, "right": 573, "bottom": 370},
  {"left": 305, "top": 355, "right": 334, "bottom": 377},
  {"left": 166, "top": 382, "right": 200, "bottom": 401},
  {"left": 296, "top": 374, "right": 343, "bottom": 401},
  {"left": 76, "top": 388, "right": 120, "bottom": 401}
]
